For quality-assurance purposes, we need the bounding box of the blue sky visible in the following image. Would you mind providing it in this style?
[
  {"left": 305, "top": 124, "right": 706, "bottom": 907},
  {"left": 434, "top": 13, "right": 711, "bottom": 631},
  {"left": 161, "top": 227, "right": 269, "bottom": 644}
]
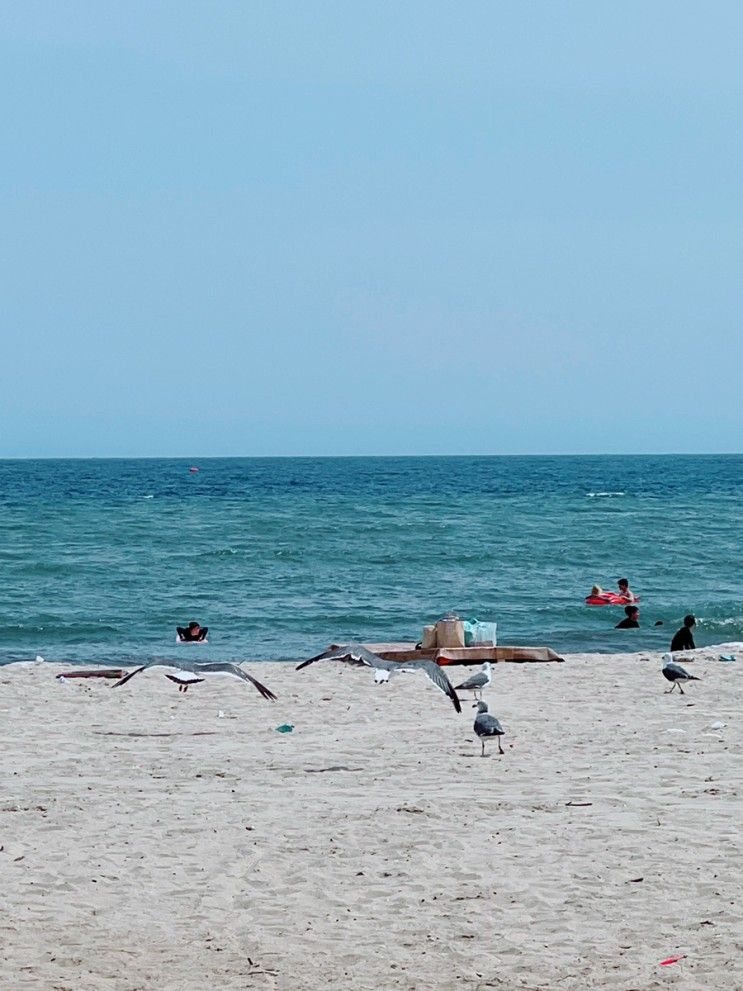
[{"left": 1, "top": 1, "right": 741, "bottom": 456}]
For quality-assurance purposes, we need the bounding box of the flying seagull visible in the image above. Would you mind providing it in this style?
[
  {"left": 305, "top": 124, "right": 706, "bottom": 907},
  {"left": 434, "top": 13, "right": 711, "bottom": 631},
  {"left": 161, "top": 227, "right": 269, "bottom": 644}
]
[
  {"left": 662, "top": 653, "right": 700, "bottom": 695},
  {"left": 473, "top": 700, "right": 505, "bottom": 756},
  {"left": 454, "top": 661, "right": 492, "bottom": 700},
  {"left": 113, "top": 660, "right": 277, "bottom": 701},
  {"left": 296, "top": 643, "right": 461, "bottom": 712}
]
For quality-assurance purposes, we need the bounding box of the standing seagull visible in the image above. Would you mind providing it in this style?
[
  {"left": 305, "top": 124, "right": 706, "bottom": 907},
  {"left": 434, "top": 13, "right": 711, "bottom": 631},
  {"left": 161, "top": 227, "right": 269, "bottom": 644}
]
[
  {"left": 113, "top": 660, "right": 277, "bottom": 700},
  {"left": 662, "top": 653, "right": 700, "bottom": 695},
  {"left": 454, "top": 662, "right": 492, "bottom": 700},
  {"left": 473, "top": 700, "right": 505, "bottom": 756},
  {"left": 296, "top": 643, "right": 461, "bottom": 712}
]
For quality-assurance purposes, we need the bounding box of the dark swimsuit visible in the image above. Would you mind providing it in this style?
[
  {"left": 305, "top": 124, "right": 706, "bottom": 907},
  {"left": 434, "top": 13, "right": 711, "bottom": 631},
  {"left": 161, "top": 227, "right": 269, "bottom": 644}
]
[
  {"left": 177, "top": 626, "right": 208, "bottom": 642},
  {"left": 670, "top": 627, "right": 695, "bottom": 651}
]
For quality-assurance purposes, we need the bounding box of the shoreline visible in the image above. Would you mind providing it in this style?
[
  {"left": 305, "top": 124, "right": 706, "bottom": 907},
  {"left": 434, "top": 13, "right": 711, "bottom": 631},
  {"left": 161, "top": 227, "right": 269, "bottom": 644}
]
[
  {"left": 2, "top": 644, "right": 741, "bottom": 989},
  {"left": 2, "top": 639, "right": 742, "bottom": 669}
]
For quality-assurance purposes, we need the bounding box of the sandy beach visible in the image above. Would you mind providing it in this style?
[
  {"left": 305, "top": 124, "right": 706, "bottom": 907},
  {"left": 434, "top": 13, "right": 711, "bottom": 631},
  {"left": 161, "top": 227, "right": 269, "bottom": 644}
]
[{"left": 1, "top": 646, "right": 741, "bottom": 991}]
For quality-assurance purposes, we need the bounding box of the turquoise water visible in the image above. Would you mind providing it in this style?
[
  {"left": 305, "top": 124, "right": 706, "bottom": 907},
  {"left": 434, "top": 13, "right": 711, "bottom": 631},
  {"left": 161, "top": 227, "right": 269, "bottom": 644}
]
[{"left": 0, "top": 456, "right": 741, "bottom": 664}]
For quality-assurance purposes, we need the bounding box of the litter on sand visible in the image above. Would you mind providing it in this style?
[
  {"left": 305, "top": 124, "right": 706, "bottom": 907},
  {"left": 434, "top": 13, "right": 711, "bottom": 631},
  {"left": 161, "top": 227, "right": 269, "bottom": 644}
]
[
  {"left": 659, "top": 955, "right": 686, "bottom": 966},
  {"left": 275, "top": 724, "right": 294, "bottom": 733}
]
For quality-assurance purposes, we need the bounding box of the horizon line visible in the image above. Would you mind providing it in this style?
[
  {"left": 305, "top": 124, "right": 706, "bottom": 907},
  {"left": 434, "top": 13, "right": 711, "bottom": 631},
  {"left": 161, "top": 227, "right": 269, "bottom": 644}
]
[{"left": 1, "top": 451, "right": 741, "bottom": 462}]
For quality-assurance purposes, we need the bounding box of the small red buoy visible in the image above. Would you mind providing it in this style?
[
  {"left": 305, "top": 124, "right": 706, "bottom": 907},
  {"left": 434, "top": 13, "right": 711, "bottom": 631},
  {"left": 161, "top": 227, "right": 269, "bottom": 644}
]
[{"left": 189, "top": 466, "right": 199, "bottom": 473}]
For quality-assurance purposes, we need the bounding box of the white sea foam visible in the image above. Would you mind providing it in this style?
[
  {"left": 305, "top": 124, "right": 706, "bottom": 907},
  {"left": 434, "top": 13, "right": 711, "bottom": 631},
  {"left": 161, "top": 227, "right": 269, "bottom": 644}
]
[{"left": 587, "top": 491, "right": 626, "bottom": 498}]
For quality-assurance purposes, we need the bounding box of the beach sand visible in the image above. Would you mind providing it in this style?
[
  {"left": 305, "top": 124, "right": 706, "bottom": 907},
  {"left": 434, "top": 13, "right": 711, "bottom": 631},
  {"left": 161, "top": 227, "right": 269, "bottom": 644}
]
[{"left": 1, "top": 645, "right": 741, "bottom": 990}]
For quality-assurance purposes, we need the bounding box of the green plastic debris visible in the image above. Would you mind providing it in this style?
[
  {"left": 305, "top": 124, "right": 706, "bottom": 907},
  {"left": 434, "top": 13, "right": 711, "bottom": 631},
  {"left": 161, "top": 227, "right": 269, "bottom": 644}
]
[{"left": 275, "top": 723, "right": 294, "bottom": 733}]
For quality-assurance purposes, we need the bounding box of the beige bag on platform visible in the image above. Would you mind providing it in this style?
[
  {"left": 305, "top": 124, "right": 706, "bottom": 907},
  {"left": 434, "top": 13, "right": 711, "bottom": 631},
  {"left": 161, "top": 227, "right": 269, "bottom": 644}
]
[
  {"left": 435, "top": 619, "right": 465, "bottom": 648},
  {"left": 421, "top": 624, "right": 437, "bottom": 648}
]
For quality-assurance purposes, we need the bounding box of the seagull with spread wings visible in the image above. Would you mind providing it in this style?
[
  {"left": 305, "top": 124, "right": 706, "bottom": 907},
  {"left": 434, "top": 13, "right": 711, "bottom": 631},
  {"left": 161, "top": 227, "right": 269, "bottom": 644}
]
[
  {"left": 113, "top": 660, "right": 277, "bottom": 701},
  {"left": 296, "top": 642, "right": 461, "bottom": 712}
]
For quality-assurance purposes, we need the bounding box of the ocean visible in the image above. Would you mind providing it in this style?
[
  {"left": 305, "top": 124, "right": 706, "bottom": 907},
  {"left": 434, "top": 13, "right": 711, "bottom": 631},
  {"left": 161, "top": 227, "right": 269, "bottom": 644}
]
[{"left": 0, "top": 455, "right": 741, "bottom": 665}]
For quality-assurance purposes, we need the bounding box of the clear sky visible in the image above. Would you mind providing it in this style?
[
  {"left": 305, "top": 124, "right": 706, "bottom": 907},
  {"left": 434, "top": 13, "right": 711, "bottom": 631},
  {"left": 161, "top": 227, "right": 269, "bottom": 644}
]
[{"left": 1, "top": 1, "right": 741, "bottom": 457}]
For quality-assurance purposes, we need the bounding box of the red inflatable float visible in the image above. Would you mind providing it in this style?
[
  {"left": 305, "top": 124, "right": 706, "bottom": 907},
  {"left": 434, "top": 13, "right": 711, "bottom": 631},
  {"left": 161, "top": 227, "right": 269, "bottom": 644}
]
[{"left": 585, "top": 593, "right": 641, "bottom": 606}]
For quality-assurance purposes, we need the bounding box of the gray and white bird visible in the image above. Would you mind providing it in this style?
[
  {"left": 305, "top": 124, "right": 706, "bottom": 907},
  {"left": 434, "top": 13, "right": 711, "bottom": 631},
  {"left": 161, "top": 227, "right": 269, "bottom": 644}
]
[
  {"left": 454, "top": 661, "right": 492, "bottom": 700},
  {"left": 473, "top": 700, "right": 505, "bottom": 756},
  {"left": 113, "top": 660, "right": 277, "bottom": 700},
  {"left": 662, "top": 653, "right": 700, "bottom": 694},
  {"left": 296, "top": 643, "right": 461, "bottom": 712}
]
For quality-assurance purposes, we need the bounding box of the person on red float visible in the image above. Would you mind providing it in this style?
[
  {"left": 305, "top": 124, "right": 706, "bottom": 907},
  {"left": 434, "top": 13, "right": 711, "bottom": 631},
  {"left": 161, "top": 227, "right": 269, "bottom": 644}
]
[{"left": 616, "top": 578, "right": 636, "bottom": 603}]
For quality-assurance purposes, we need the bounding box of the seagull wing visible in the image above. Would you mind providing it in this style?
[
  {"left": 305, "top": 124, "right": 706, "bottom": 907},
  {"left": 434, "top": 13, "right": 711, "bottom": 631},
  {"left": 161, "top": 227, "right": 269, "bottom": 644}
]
[
  {"left": 475, "top": 712, "right": 503, "bottom": 736},
  {"left": 454, "top": 671, "right": 486, "bottom": 691},
  {"left": 113, "top": 665, "right": 149, "bottom": 687},
  {"left": 399, "top": 661, "right": 461, "bottom": 712},
  {"left": 195, "top": 663, "right": 278, "bottom": 701},
  {"left": 113, "top": 662, "right": 192, "bottom": 687},
  {"left": 664, "top": 661, "right": 698, "bottom": 681},
  {"left": 295, "top": 643, "right": 387, "bottom": 671}
]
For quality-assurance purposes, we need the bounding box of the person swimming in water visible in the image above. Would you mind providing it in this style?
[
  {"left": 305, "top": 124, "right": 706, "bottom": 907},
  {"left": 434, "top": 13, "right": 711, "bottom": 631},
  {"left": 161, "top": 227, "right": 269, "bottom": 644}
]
[
  {"left": 670, "top": 614, "right": 696, "bottom": 652},
  {"left": 176, "top": 621, "right": 208, "bottom": 642},
  {"left": 616, "top": 578, "right": 636, "bottom": 603},
  {"left": 615, "top": 605, "right": 640, "bottom": 629}
]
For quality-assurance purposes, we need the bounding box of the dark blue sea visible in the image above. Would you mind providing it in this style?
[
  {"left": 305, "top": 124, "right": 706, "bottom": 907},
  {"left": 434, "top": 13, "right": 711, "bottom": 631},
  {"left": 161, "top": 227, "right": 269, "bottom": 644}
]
[{"left": 0, "top": 456, "right": 741, "bottom": 665}]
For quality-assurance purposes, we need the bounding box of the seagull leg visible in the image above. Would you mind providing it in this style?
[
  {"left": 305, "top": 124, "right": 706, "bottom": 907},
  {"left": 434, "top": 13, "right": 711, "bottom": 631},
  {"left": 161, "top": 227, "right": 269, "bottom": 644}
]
[
  {"left": 480, "top": 739, "right": 486, "bottom": 757},
  {"left": 678, "top": 683, "right": 685, "bottom": 695},
  {"left": 497, "top": 738, "right": 504, "bottom": 756}
]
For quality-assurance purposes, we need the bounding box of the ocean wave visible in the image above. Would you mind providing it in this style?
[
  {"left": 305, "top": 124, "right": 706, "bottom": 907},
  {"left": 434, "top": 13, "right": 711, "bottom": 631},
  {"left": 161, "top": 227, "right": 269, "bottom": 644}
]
[
  {"left": 273, "top": 548, "right": 305, "bottom": 560},
  {"left": 587, "top": 491, "right": 626, "bottom": 498},
  {"left": 699, "top": 615, "right": 743, "bottom": 630},
  {"left": 0, "top": 624, "right": 123, "bottom": 655}
]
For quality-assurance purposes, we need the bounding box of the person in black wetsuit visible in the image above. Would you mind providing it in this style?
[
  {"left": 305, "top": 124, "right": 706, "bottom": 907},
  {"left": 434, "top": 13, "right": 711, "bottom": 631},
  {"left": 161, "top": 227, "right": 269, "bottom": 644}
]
[
  {"left": 615, "top": 605, "right": 640, "bottom": 629},
  {"left": 670, "top": 614, "right": 696, "bottom": 652},
  {"left": 177, "top": 621, "right": 208, "bottom": 642}
]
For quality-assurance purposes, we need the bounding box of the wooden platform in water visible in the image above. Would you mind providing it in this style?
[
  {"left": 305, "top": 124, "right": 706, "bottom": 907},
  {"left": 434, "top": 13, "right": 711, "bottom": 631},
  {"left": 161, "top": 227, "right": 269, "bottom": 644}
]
[{"left": 331, "top": 642, "right": 564, "bottom": 665}]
